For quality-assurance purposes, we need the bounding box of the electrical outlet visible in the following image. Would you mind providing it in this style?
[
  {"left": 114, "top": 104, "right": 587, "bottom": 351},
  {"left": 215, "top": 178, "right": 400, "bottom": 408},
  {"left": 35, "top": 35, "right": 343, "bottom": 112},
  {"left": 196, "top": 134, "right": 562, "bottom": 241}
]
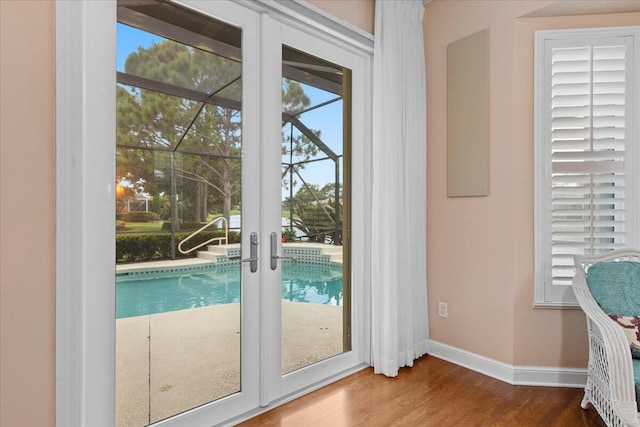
[{"left": 438, "top": 301, "right": 448, "bottom": 319}]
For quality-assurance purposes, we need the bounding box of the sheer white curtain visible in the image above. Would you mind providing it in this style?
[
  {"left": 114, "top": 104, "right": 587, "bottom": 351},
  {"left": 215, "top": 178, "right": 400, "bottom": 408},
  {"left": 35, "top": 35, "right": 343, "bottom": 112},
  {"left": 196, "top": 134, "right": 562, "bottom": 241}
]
[{"left": 371, "top": 0, "right": 429, "bottom": 377}]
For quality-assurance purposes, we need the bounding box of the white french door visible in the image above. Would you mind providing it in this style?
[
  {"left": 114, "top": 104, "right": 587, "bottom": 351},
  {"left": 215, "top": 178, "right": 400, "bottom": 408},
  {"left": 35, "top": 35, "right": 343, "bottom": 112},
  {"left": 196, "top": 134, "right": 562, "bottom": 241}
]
[
  {"left": 257, "top": 17, "right": 367, "bottom": 405},
  {"left": 112, "top": 1, "right": 368, "bottom": 426},
  {"left": 57, "top": 0, "right": 372, "bottom": 423}
]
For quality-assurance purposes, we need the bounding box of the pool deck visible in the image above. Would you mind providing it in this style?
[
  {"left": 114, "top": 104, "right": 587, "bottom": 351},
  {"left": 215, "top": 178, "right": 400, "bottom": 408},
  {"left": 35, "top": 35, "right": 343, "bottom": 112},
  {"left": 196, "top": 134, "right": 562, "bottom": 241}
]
[
  {"left": 116, "top": 257, "right": 216, "bottom": 274},
  {"left": 116, "top": 302, "right": 343, "bottom": 427}
]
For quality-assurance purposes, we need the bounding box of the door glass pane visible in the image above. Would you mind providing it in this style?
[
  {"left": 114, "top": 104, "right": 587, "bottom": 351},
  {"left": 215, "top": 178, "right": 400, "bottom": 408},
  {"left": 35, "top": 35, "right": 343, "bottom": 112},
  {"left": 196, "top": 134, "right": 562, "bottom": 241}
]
[
  {"left": 115, "top": 1, "right": 243, "bottom": 425},
  {"left": 281, "top": 46, "right": 352, "bottom": 375}
]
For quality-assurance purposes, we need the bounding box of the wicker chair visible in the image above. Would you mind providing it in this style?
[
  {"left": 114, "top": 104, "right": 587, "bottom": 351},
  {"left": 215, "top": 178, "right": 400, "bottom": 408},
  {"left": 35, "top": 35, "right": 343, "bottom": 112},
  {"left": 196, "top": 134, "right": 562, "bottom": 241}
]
[{"left": 573, "top": 250, "right": 640, "bottom": 427}]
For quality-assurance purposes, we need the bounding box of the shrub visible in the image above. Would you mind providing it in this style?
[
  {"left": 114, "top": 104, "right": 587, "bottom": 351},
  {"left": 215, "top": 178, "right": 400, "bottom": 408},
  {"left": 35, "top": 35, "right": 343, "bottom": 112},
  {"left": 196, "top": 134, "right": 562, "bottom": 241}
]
[
  {"left": 121, "top": 211, "right": 160, "bottom": 222},
  {"left": 116, "top": 220, "right": 127, "bottom": 231},
  {"left": 283, "top": 228, "right": 297, "bottom": 242},
  {"left": 116, "top": 230, "right": 240, "bottom": 262}
]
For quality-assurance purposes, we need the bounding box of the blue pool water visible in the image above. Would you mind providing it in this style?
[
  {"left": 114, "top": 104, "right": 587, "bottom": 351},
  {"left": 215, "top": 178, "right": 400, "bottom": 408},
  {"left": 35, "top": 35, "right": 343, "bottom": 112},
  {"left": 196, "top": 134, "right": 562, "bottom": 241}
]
[{"left": 116, "top": 262, "right": 343, "bottom": 318}]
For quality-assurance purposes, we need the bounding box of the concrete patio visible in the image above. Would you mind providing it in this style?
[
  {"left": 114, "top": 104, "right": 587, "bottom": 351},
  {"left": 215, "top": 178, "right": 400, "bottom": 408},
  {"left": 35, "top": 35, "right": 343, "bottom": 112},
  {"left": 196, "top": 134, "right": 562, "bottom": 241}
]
[{"left": 115, "top": 301, "right": 343, "bottom": 427}]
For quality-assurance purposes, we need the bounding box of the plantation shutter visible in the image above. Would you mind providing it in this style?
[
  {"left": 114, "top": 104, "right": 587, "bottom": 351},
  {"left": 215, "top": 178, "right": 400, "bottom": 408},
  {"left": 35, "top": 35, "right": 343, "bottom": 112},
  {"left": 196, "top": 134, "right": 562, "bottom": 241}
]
[{"left": 548, "top": 37, "right": 632, "bottom": 287}]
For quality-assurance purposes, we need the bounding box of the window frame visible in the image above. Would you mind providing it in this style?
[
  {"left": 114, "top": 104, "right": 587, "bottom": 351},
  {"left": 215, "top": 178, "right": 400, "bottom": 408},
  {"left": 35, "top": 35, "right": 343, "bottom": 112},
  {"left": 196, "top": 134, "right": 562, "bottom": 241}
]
[{"left": 534, "top": 26, "right": 640, "bottom": 308}]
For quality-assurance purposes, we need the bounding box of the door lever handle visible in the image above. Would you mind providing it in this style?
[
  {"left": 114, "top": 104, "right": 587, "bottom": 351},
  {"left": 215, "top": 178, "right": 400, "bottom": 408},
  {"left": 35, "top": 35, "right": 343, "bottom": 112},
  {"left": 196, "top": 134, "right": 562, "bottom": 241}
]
[
  {"left": 272, "top": 254, "right": 297, "bottom": 261},
  {"left": 227, "top": 255, "right": 259, "bottom": 263},
  {"left": 270, "top": 232, "right": 296, "bottom": 270},
  {"left": 232, "top": 232, "right": 258, "bottom": 272}
]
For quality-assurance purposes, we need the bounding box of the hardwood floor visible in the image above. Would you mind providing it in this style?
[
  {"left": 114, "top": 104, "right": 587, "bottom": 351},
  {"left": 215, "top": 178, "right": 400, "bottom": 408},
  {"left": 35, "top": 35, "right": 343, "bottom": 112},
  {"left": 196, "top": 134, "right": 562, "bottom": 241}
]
[{"left": 236, "top": 356, "right": 606, "bottom": 426}]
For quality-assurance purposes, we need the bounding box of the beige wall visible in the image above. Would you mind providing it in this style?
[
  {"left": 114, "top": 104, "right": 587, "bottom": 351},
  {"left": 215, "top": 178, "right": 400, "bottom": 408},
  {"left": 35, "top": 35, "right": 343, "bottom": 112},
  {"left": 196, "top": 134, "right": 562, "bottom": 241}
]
[
  {"left": 0, "top": 1, "right": 56, "bottom": 426},
  {"left": 425, "top": 0, "right": 640, "bottom": 367},
  {"left": 0, "top": 1, "right": 372, "bottom": 426},
  {"left": 425, "top": 0, "right": 517, "bottom": 364},
  {"left": 308, "top": 0, "right": 375, "bottom": 34}
]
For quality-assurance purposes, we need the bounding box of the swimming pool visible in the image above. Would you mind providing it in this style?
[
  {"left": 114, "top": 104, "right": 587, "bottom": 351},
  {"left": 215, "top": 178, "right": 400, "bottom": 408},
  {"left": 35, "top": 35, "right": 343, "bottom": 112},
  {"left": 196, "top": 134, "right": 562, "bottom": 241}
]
[{"left": 116, "top": 262, "right": 343, "bottom": 318}]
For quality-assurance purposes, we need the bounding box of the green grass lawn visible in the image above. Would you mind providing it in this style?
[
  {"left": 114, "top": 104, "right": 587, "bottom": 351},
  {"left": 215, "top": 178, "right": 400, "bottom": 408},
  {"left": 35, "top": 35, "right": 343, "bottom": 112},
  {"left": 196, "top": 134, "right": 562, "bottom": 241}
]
[
  {"left": 121, "top": 222, "right": 163, "bottom": 232},
  {"left": 207, "top": 210, "right": 241, "bottom": 222},
  {"left": 282, "top": 213, "right": 301, "bottom": 220},
  {"left": 120, "top": 211, "right": 246, "bottom": 233},
  {"left": 120, "top": 211, "right": 302, "bottom": 233}
]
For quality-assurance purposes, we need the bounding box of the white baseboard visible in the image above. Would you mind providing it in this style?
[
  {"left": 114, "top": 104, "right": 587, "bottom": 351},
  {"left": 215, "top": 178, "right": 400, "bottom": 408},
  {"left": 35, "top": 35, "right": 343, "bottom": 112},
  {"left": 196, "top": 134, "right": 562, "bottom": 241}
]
[{"left": 429, "top": 340, "right": 587, "bottom": 388}]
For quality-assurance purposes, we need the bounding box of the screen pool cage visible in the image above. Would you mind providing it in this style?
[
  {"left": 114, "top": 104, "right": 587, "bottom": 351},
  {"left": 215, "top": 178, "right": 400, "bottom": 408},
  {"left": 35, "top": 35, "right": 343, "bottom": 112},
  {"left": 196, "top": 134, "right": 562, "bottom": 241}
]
[{"left": 116, "top": 0, "right": 346, "bottom": 259}]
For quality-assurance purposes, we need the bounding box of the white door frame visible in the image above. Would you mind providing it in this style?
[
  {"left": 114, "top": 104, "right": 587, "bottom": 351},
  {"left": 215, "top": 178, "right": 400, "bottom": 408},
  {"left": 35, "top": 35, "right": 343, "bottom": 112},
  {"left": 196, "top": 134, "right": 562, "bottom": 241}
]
[{"left": 55, "top": 1, "right": 373, "bottom": 425}]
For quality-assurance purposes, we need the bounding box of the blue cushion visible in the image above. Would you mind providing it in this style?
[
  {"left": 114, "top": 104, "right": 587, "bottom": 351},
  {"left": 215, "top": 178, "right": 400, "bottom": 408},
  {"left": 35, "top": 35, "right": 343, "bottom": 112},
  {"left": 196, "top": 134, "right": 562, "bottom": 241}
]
[
  {"left": 586, "top": 261, "right": 640, "bottom": 316},
  {"left": 632, "top": 359, "right": 640, "bottom": 411}
]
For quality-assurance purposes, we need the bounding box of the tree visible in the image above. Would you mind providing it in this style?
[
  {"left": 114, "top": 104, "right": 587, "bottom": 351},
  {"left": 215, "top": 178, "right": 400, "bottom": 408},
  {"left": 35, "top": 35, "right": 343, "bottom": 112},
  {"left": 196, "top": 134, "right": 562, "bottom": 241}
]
[
  {"left": 117, "top": 42, "right": 317, "bottom": 225},
  {"left": 282, "top": 79, "right": 310, "bottom": 114},
  {"left": 117, "top": 40, "right": 242, "bottom": 223},
  {"left": 283, "top": 183, "right": 343, "bottom": 244},
  {"left": 281, "top": 79, "right": 320, "bottom": 192}
]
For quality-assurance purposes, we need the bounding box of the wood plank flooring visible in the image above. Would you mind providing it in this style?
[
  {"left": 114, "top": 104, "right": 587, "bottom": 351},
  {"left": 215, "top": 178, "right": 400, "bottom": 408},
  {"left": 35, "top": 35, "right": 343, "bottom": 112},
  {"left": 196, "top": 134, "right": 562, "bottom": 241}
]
[{"left": 236, "top": 356, "right": 606, "bottom": 426}]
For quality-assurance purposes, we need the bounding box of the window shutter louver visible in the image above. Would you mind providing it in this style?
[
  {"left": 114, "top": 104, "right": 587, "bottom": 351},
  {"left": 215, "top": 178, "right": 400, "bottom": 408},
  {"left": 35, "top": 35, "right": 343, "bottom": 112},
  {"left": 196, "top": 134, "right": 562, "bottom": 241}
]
[{"left": 549, "top": 39, "right": 629, "bottom": 286}]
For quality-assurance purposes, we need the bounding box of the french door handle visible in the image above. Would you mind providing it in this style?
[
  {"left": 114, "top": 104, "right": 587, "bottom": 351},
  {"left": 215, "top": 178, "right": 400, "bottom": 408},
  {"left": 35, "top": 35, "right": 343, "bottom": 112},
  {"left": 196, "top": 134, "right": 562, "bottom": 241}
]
[
  {"left": 270, "top": 232, "right": 297, "bottom": 270},
  {"left": 241, "top": 232, "right": 258, "bottom": 273}
]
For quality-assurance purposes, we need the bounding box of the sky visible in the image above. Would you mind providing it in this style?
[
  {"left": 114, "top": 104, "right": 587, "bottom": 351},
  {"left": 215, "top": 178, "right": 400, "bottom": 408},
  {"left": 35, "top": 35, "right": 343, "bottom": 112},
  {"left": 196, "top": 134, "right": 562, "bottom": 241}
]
[{"left": 117, "top": 23, "right": 343, "bottom": 195}]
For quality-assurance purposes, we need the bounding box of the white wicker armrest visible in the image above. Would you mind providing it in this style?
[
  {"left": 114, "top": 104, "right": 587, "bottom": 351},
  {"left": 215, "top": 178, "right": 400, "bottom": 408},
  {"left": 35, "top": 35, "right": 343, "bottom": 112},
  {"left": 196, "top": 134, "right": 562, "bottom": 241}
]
[{"left": 573, "top": 250, "right": 640, "bottom": 427}]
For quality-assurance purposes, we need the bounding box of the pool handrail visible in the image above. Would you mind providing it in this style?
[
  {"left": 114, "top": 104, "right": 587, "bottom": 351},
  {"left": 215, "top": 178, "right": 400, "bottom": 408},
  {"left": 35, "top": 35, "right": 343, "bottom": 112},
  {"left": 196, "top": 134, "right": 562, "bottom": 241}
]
[{"left": 177, "top": 216, "right": 229, "bottom": 255}]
